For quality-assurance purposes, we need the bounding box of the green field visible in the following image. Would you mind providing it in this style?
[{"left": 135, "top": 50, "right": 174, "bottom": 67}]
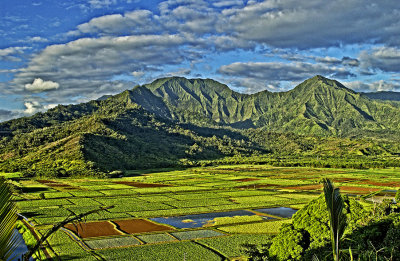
[{"left": 4, "top": 164, "right": 399, "bottom": 260}]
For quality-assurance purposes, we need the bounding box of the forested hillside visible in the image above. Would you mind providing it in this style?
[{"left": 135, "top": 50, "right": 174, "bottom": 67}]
[{"left": 1, "top": 75, "right": 399, "bottom": 176}]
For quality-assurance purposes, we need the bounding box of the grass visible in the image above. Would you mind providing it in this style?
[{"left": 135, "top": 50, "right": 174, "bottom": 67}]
[
  {"left": 206, "top": 215, "right": 264, "bottom": 226},
  {"left": 217, "top": 219, "right": 292, "bottom": 234},
  {"left": 43, "top": 192, "right": 72, "bottom": 199},
  {"left": 85, "top": 236, "right": 141, "bottom": 249},
  {"left": 17, "top": 198, "right": 72, "bottom": 209},
  {"left": 170, "top": 230, "right": 226, "bottom": 240},
  {"left": 197, "top": 234, "right": 274, "bottom": 258},
  {"left": 46, "top": 230, "right": 98, "bottom": 260},
  {"left": 168, "top": 198, "right": 235, "bottom": 208},
  {"left": 137, "top": 233, "right": 177, "bottom": 244},
  {"left": 97, "top": 241, "right": 222, "bottom": 261},
  {"left": 7, "top": 164, "right": 399, "bottom": 260}
]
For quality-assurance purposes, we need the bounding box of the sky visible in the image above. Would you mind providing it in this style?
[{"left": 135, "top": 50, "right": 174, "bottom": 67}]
[{"left": 1, "top": 0, "right": 400, "bottom": 122}]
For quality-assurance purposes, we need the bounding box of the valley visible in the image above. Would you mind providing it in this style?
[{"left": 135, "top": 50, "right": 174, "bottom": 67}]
[{"left": 5, "top": 165, "right": 399, "bottom": 260}]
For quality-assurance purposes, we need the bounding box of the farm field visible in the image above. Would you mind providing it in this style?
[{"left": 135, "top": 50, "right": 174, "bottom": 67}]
[{"left": 4, "top": 164, "right": 400, "bottom": 260}]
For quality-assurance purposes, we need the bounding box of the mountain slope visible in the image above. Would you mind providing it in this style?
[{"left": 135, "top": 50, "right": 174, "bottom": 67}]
[
  {"left": 134, "top": 75, "right": 400, "bottom": 136},
  {"left": 1, "top": 75, "right": 400, "bottom": 176},
  {"left": 362, "top": 91, "right": 400, "bottom": 101}
]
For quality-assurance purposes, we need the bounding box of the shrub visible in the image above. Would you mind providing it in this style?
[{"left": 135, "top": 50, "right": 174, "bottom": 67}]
[{"left": 269, "top": 224, "right": 309, "bottom": 260}]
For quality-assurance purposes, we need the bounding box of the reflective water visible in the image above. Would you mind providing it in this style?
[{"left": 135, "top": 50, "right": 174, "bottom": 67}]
[
  {"left": 150, "top": 210, "right": 257, "bottom": 228},
  {"left": 254, "top": 207, "right": 298, "bottom": 218}
]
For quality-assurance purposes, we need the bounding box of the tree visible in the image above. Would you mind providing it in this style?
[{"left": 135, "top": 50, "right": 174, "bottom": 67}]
[
  {"left": 322, "top": 178, "right": 346, "bottom": 261},
  {"left": 395, "top": 189, "right": 400, "bottom": 203},
  {"left": 0, "top": 177, "right": 21, "bottom": 261}
]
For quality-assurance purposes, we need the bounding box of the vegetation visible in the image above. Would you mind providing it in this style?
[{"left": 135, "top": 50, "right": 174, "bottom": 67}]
[
  {"left": 322, "top": 178, "right": 346, "bottom": 261},
  {"left": 2, "top": 165, "right": 400, "bottom": 260},
  {"left": 1, "top": 76, "right": 400, "bottom": 177},
  {"left": 0, "top": 176, "right": 21, "bottom": 261}
]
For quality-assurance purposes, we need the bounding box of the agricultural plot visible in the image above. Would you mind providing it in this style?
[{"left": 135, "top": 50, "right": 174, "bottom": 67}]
[
  {"left": 10, "top": 165, "right": 399, "bottom": 260},
  {"left": 85, "top": 236, "right": 141, "bottom": 249}
]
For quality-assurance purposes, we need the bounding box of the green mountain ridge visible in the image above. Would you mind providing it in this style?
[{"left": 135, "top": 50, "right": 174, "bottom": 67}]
[
  {"left": 1, "top": 75, "right": 399, "bottom": 176},
  {"left": 361, "top": 91, "right": 400, "bottom": 101},
  {"left": 135, "top": 75, "right": 400, "bottom": 136}
]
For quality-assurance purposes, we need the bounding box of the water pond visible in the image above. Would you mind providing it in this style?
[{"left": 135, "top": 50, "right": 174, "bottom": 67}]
[
  {"left": 150, "top": 210, "right": 259, "bottom": 228},
  {"left": 10, "top": 229, "right": 33, "bottom": 261},
  {"left": 254, "top": 207, "right": 298, "bottom": 218}
]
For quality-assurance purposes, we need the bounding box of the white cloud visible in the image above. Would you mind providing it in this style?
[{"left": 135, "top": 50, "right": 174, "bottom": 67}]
[
  {"left": 132, "top": 71, "right": 145, "bottom": 77},
  {"left": 344, "top": 80, "right": 400, "bottom": 92},
  {"left": 219, "top": 61, "right": 353, "bottom": 82},
  {"left": 25, "top": 78, "right": 60, "bottom": 92},
  {"left": 221, "top": 0, "right": 400, "bottom": 48},
  {"left": 218, "top": 61, "right": 356, "bottom": 93},
  {"left": 360, "top": 47, "right": 400, "bottom": 72},
  {"left": 27, "top": 36, "right": 48, "bottom": 43},
  {"left": 213, "top": 0, "right": 243, "bottom": 8},
  {"left": 77, "top": 10, "right": 155, "bottom": 35},
  {"left": 13, "top": 34, "right": 188, "bottom": 106},
  {"left": 0, "top": 47, "right": 29, "bottom": 61},
  {"left": 315, "top": 56, "right": 342, "bottom": 64},
  {"left": 88, "top": 0, "right": 117, "bottom": 9},
  {"left": 24, "top": 101, "right": 41, "bottom": 114}
]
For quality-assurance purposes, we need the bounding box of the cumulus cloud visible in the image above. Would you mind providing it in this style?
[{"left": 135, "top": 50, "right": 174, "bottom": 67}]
[
  {"left": 219, "top": 61, "right": 353, "bottom": 82},
  {"left": 221, "top": 0, "right": 400, "bottom": 49},
  {"left": 213, "top": 0, "right": 243, "bottom": 8},
  {"left": 24, "top": 101, "right": 41, "bottom": 114},
  {"left": 360, "top": 47, "right": 400, "bottom": 72},
  {"left": 14, "top": 34, "right": 188, "bottom": 94},
  {"left": 25, "top": 78, "right": 59, "bottom": 92},
  {"left": 5, "top": 0, "right": 400, "bottom": 113},
  {"left": 88, "top": 0, "right": 116, "bottom": 9},
  {"left": 132, "top": 71, "right": 145, "bottom": 78},
  {"left": 26, "top": 36, "right": 48, "bottom": 43},
  {"left": 218, "top": 61, "right": 356, "bottom": 93},
  {"left": 77, "top": 10, "right": 156, "bottom": 35},
  {"left": 0, "top": 46, "right": 29, "bottom": 61},
  {"left": 344, "top": 80, "right": 400, "bottom": 92},
  {"left": 0, "top": 109, "right": 22, "bottom": 122}
]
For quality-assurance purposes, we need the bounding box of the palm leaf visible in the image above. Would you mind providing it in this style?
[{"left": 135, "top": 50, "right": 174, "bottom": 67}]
[
  {"left": 0, "top": 177, "right": 22, "bottom": 261},
  {"left": 322, "top": 178, "right": 346, "bottom": 261}
]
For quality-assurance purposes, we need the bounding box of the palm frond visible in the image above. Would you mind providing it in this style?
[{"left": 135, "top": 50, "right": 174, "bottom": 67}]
[
  {"left": 0, "top": 177, "right": 22, "bottom": 261},
  {"left": 322, "top": 178, "right": 346, "bottom": 261}
]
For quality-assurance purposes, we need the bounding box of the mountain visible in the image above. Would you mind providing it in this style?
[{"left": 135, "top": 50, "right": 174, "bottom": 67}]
[
  {"left": 362, "top": 91, "right": 400, "bottom": 101},
  {"left": 1, "top": 75, "right": 399, "bottom": 176},
  {"left": 134, "top": 75, "right": 400, "bottom": 137}
]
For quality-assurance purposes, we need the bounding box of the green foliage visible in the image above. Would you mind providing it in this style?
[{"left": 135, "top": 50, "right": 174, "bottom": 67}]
[
  {"left": 395, "top": 190, "right": 400, "bottom": 203},
  {"left": 268, "top": 195, "right": 367, "bottom": 260},
  {"left": 198, "top": 234, "right": 273, "bottom": 259},
  {"left": 269, "top": 224, "right": 309, "bottom": 260},
  {"left": 170, "top": 229, "right": 225, "bottom": 240},
  {"left": 85, "top": 236, "right": 140, "bottom": 249},
  {"left": 346, "top": 213, "right": 400, "bottom": 260},
  {"left": 1, "top": 76, "right": 400, "bottom": 176},
  {"left": 137, "top": 233, "right": 176, "bottom": 244},
  {"left": 322, "top": 178, "right": 346, "bottom": 261},
  {"left": 0, "top": 177, "right": 21, "bottom": 261},
  {"left": 218, "top": 219, "right": 291, "bottom": 234},
  {"left": 47, "top": 230, "right": 98, "bottom": 260},
  {"left": 97, "top": 241, "right": 222, "bottom": 261}
]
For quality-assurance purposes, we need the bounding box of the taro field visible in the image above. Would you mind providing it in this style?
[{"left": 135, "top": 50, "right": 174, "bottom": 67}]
[{"left": 5, "top": 165, "right": 400, "bottom": 260}]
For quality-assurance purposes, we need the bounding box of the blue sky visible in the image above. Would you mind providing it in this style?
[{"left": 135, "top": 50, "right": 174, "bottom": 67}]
[{"left": 1, "top": 0, "right": 400, "bottom": 121}]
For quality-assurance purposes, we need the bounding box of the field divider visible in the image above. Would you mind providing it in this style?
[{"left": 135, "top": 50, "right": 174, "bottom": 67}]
[
  {"left": 166, "top": 232, "right": 180, "bottom": 241},
  {"left": 108, "top": 220, "right": 128, "bottom": 235},
  {"left": 18, "top": 214, "right": 54, "bottom": 260},
  {"left": 193, "top": 241, "right": 228, "bottom": 260},
  {"left": 60, "top": 227, "right": 93, "bottom": 251}
]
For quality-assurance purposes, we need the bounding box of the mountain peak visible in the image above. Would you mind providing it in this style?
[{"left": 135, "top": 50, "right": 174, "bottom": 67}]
[{"left": 292, "top": 75, "right": 355, "bottom": 95}]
